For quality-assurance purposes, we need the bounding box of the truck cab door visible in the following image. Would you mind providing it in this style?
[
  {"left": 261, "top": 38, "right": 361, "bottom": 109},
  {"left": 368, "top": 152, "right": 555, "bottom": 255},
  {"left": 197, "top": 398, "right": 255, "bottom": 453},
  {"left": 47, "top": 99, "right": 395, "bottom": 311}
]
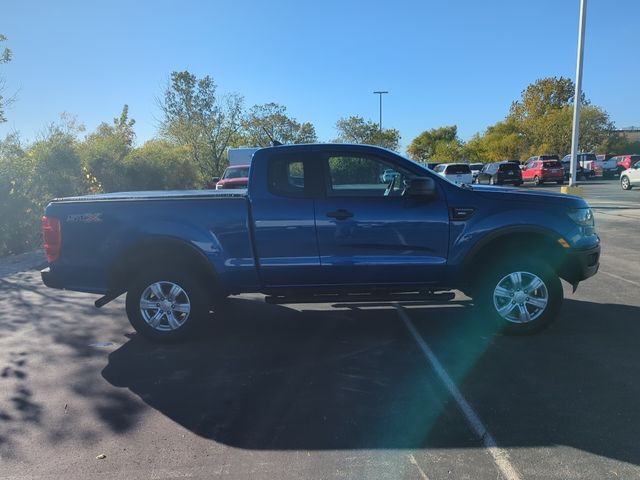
[
  {"left": 249, "top": 152, "right": 323, "bottom": 288},
  {"left": 313, "top": 153, "right": 450, "bottom": 286}
]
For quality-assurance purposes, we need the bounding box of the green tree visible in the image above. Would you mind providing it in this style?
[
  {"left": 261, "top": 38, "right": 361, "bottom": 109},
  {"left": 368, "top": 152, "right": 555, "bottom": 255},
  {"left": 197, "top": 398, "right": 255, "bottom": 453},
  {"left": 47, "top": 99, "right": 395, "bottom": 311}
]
[
  {"left": 0, "top": 133, "right": 40, "bottom": 255},
  {"left": 240, "top": 102, "right": 317, "bottom": 146},
  {"left": 407, "top": 125, "right": 463, "bottom": 162},
  {"left": 509, "top": 76, "right": 583, "bottom": 121},
  {"left": 159, "top": 71, "right": 244, "bottom": 180},
  {"left": 120, "top": 140, "right": 200, "bottom": 191},
  {"left": 30, "top": 120, "right": 86, "bottom": 199},
  {"left": 1, "top": 34, "right": 14, "bottom": 123},
  {"left": 463, "top": 119, "right": 525, "bottom": 162},
  {"left": 599, "top": 132, "right": 640, "bottom": 155},
  {"left": 80, "top": 105, "right": 136, "bottom": 192},
  {"left": 334, "top": 116, "right": 401, "bottom": 151},
  {"left": 470, "top": 77, "right": 613, "bottom": 161},
  {"left": 520, "top": 104, "right": 612, "bottom": 157}
]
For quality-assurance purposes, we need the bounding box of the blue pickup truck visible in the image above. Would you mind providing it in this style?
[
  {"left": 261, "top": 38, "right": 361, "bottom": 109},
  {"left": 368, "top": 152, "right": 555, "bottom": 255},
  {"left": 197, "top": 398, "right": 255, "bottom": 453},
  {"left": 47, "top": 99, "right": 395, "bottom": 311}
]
[{"left": 41, "top": 144, "right": 600, "bottom": 341}]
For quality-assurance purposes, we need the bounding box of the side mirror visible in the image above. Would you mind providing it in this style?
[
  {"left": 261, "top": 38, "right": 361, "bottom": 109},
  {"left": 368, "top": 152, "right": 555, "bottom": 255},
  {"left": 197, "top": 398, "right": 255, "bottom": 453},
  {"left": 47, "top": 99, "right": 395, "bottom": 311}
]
[
  {"left": 405, "top": 177, "right": 436, "bottom": 199},
  {"left": 211, "top": 177, "right": 221, "bottom": 183}
]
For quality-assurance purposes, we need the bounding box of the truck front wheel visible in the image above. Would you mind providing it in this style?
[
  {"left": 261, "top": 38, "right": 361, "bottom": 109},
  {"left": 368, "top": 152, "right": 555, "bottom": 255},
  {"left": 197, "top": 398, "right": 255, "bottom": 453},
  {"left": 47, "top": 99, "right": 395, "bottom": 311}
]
[
  {"left": 474, "top": 260, "right": 562, "bottom": 334},
  {"left": 125, "top": 268, "right": 209, "bottom": 342}
]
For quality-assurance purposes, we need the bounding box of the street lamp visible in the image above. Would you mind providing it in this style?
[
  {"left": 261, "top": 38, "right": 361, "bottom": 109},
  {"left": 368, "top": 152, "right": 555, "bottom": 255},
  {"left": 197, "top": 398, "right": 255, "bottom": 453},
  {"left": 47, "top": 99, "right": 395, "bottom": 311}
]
[
  {"left": 569, "top": 0, "right": 587, "bottom": 188},
  {"left": 373, "top": 91, "right": 388, "bottom": 146}
]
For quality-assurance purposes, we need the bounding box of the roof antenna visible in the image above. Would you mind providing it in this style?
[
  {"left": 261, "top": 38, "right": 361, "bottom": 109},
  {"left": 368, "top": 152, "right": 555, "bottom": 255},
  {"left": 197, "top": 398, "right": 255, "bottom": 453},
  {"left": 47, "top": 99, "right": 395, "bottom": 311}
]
[{"left": 261, "top": 126, "right": 283, "bottom": 146}]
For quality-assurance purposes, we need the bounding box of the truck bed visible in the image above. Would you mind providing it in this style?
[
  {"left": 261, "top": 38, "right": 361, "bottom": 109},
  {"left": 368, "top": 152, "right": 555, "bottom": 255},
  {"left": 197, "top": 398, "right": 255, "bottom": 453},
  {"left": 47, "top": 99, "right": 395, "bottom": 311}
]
[{"left": 50, "top": 189, "right": 247, "bottom": 203}]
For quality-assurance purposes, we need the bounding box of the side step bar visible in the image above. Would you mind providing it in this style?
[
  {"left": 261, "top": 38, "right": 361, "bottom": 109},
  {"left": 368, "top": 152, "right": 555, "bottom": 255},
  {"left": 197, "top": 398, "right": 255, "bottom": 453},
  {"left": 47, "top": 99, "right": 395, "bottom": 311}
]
[{"left": 264, "top": 291, "right": 456, "bottom": 305}]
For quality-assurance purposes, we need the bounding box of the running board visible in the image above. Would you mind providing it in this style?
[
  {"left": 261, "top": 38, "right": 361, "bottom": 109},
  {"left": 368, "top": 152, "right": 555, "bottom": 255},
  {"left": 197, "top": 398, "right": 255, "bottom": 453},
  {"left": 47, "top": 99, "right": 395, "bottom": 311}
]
[{"left": 264, "top": 291, "right": 456, "bottom": 305}]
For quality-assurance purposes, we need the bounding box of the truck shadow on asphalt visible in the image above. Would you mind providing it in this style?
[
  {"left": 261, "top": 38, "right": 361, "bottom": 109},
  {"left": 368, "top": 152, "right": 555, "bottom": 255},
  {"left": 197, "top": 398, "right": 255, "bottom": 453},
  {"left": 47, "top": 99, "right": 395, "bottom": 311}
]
[{"left": 101, "top": 297, "right": 640, "bottom": 466}]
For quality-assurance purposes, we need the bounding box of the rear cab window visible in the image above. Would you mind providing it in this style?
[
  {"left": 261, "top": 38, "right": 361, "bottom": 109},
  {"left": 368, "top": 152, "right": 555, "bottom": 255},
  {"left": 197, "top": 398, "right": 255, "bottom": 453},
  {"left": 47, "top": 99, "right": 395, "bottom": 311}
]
[{"left": 268, "top": 156, "right": 307, "bottom": 197}]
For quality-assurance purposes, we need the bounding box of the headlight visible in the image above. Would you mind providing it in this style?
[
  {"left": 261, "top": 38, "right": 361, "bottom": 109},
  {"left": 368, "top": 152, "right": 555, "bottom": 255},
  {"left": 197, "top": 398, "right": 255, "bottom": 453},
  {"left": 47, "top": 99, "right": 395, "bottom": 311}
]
[{"left": 567, "top": 208, "right": 594, "bottom": 226}]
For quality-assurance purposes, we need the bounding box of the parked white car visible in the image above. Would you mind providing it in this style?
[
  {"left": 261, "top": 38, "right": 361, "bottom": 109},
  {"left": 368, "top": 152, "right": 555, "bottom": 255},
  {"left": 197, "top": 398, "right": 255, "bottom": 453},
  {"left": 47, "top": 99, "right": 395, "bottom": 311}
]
[
  {"left": 620, "top": 160, "right": 640, "bottom": 190},
  {"left": 433, "top": 163, "right": 473, "bottom": 185}
]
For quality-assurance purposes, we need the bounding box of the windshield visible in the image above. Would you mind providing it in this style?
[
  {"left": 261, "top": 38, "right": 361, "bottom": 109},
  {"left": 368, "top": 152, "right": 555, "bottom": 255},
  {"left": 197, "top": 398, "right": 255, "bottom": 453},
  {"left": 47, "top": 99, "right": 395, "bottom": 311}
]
[{"left": 222, "top": 166, "right": 250, "bottom": 179}]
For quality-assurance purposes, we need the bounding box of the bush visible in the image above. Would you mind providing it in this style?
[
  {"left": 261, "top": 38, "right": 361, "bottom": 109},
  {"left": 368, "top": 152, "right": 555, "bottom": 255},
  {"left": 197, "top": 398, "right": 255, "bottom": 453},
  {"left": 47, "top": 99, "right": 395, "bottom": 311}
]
[
  {"left": 0, "top": 129, "right": 202, "bottom": 257},
  {"left": 0, "top": 134, "right": 41, "bottom": 255},
  {"left": 0, "top": 128, "right": 89, "bottom": 256},
  {"left": 118, "top": 140, "right": 202, "bottom": 191}
]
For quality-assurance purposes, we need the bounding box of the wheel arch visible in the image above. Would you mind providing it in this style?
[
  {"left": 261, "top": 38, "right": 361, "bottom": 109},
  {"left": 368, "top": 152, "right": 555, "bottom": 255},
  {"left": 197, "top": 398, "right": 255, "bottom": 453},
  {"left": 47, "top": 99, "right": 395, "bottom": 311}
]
[
  {"left": 108, "top": 236, "right": 220, "bottom": 295},
  {"left": 461, "top": 226, "right": 567, "bottom": 285}
]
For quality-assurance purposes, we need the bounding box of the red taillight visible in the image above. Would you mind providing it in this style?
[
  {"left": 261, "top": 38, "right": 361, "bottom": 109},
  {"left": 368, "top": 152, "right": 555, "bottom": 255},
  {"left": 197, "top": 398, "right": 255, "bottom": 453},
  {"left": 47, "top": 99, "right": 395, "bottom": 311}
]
[{"left": 41, "top": 216, "right": 61, "bottom": 263}]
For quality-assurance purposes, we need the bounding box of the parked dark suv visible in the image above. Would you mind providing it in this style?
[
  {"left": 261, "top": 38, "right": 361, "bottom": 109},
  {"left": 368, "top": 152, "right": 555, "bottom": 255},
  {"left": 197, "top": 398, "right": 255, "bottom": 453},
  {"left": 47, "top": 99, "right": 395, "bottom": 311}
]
[
  {"left": 560, "top": 153, "right": 596, "bottom": 181},
  {"left": 476, "top": 161, "right": 523, "bottom": 186}
]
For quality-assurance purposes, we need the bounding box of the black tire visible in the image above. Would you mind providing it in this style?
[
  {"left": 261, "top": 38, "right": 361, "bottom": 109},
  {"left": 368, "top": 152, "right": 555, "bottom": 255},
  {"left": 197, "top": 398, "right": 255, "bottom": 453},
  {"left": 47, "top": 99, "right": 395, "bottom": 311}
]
[
  {"left": 621, "top": 175, "right": 632, "bottom": 190},
  {"left": 557, "top": 180, "right": 564, "bottom": 185},
  {"left": 125, "top": 268, "right": 210, "bottom": 342},
  {"left": 533, "top": 175, "right": 541, "bottom": 186},
  {"left": 473, "top": 259, "right": 563, "bottom": 335}
]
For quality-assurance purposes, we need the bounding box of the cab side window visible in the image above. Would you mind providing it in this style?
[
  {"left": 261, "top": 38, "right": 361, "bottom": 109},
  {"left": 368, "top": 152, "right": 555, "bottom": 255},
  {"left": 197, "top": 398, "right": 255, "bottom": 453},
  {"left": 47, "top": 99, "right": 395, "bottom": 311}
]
[
  {"left": 268, "top": 157, "right": 307, "bottom": 197},
  {"left": 325, "top": 155, "right": 413, "bottom": 197}
]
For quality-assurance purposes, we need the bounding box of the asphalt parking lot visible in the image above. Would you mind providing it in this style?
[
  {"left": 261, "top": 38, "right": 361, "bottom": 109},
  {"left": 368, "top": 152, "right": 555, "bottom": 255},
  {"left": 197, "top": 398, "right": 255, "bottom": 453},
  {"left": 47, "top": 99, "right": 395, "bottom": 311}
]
[{"left": 1, "top": 179, "right": 639, "bottom": 480}]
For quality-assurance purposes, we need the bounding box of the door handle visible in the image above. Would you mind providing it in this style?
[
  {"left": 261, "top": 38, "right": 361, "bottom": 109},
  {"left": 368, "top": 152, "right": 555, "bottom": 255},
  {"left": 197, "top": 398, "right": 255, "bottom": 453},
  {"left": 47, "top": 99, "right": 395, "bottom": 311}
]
[{"left": 326, "top": 209, "right": 354, "bottom": 221}]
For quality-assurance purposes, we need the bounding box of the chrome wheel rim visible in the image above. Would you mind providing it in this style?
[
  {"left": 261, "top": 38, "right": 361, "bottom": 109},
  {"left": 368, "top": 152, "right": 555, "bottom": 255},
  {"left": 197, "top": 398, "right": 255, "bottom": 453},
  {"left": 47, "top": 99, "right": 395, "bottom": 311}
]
[
  {"left": 140, "top": 281, "right": 191, "bottom": 332},
  {"left": 493, "top": 271, "right": 548, "bottom": 324},
  {"left": 622, "top": 177, "right": 629, "bottom": 189}
]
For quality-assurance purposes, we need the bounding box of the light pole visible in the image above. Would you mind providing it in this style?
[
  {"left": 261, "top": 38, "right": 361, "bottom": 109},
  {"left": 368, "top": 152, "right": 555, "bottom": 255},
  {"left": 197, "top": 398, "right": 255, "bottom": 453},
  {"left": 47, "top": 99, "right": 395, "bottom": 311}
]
[
  {"left": 569, "top": 0, "right": 587, "bottom": 188},
  {"left": 373, "top": 91, "right": 388, "bottom": 146}
]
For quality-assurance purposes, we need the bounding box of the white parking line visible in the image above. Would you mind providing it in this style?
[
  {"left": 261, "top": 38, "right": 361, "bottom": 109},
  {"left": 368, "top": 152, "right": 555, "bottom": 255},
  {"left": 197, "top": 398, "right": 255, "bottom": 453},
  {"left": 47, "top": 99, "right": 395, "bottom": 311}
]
[
  {"left": 599, "top": 270, "right": 640, "bottom": 287},
  {"left": 408, "top": 453, "right": 431, "bottom": 480},
  {"left": 396, "top": 305, "right": 522, "bottom": 480}
]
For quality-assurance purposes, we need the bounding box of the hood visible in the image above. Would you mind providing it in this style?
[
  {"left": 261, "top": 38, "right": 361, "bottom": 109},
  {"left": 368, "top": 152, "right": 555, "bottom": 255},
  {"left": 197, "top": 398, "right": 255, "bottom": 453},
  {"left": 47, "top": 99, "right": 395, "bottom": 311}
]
[{"left": 472, "top": 185, "right": 588, "bottom": 208}]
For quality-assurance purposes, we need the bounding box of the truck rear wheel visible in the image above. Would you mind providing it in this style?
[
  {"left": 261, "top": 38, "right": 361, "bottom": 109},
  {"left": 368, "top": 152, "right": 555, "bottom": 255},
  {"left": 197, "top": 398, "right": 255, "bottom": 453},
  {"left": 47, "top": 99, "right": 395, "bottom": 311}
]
[
  {"left": 474, "top": 259, "right": 562, "bottom": 334},
  {"left": 125, "top": 268, "right": 209, "bottom": 342}
]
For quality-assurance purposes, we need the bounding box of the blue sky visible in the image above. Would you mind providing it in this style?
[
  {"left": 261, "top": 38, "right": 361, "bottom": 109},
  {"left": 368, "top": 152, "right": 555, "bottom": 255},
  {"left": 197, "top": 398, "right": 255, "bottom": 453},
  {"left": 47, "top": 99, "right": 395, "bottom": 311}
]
[{"left": 1, "top": 0, "right": 638, "bottom": 152}]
